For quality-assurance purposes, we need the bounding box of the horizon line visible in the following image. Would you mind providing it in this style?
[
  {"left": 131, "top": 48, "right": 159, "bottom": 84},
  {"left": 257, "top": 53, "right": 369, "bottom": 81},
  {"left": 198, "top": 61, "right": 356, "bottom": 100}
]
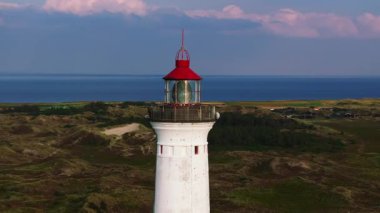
[{"left": 1, "top": 73, "right": 380, "bottom": 77}]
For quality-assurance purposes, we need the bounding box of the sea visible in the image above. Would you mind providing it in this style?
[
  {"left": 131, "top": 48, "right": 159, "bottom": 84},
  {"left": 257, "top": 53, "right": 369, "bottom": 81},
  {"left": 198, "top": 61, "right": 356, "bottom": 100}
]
[{"left": 0, "top": 75, "right": 379, "bottom": 103}]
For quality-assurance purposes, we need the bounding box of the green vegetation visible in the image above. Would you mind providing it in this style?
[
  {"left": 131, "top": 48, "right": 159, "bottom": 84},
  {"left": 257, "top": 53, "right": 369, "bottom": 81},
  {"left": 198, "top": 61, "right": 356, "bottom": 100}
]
[
  {"left": 0, "top": 99, "right": 380, "bottom": 212},
  {"left": 209, "top": 112, "right": 344, "bottom": 153},
  {"left": 229, "top": 178, "right": 347, "bottom": 213},
  {"left": 315, "top": 120, "right": 380, "bottom": 152}
]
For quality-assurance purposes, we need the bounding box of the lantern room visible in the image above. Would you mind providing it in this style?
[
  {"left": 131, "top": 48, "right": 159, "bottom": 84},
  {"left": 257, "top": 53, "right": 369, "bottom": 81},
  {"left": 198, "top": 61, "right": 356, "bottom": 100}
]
[
  {"left": 163, "top": 31, "right": 202, "bottom": 105},
  {"left": 148, "top": 30, "right": 217, "bottom": 123}
]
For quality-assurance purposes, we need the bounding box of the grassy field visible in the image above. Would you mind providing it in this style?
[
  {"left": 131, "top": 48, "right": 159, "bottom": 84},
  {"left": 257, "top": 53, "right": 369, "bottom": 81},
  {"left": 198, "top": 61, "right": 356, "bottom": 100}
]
[
  {"left": 314, "top": 120, "right": 380, "bottom": 152},
  {"left": 0, "top": 99, "right": 379, "bottom": 212},
  {"left": 229, "top": 178, "right": 347, "bottom": 213}
]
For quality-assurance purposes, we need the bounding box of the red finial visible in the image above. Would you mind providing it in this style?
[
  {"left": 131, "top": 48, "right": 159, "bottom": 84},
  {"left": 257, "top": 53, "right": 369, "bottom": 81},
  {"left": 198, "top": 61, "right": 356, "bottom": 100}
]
[
  {"left": 176, "top": 29, "right": 190, "bottom": 61},
  {"left": 181, "top": 29, "right": 184, "bottom": 49}
]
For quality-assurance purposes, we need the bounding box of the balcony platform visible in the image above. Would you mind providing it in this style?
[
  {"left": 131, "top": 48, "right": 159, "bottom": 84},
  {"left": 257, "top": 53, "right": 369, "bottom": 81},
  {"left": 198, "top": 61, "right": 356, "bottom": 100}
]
[{"left": 148, "top": 104, "right": 217, "bottom": 123}]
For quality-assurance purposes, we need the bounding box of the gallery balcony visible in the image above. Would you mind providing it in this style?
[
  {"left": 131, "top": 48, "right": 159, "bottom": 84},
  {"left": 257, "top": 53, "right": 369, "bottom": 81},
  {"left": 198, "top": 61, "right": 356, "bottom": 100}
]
[{"left": 148, "top": 104, "right": 217, "bottom": 123}]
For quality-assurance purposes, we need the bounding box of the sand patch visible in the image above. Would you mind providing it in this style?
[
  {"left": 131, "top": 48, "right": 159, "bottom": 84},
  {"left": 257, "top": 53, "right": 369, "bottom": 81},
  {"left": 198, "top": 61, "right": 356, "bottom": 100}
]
[{"left": 103, "top": 123, "right": 140, "bottom": 136}]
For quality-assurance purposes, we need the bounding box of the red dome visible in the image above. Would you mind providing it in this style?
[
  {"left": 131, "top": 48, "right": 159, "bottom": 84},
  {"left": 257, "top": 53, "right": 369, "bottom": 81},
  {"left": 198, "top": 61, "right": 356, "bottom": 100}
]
[
  {"left": 163, "top": 30, "right": 202, "bottom": 81},
  {"left": 163, "top": 60, "right": 202, "bottom": 80}
]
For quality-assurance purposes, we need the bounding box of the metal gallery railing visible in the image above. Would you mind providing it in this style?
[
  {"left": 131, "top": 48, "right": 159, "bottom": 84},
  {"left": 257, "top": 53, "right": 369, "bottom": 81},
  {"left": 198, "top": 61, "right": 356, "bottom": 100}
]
[{"left": 148, "top": 104, "right": 217, "bottom": 122}]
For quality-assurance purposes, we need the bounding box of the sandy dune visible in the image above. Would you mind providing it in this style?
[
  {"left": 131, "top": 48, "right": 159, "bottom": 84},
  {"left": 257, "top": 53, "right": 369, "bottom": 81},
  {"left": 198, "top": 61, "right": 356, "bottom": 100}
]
[{"left": 103, "top": 123, "right": 140, "bottom": 136}]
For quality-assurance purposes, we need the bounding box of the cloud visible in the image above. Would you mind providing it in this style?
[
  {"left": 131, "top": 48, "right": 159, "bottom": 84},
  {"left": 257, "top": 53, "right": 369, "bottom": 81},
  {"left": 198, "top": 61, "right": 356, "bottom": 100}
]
[
  {"left": 0, "top": 2, "right": 26, "bottom": 26},
  {"left": 0, "top": 2, "right": 23, "bottom": 10},
  {"left": 3, "top": 2, "right": 380, "bottom": 39},
  {"left": 187, "top": 5, "right": 249, "bottom": 20},
  {"left": 43, "top": 0, "right": 148, "bottom": 16},
  {"left": 265, "top": 9, "right": 358, "bottom": 38},
  {"left": 357, "top": 13, "right": 380, "bottom": 36},
  {"left": 186, "top": 5, "right": 380, "bottom": 38}
]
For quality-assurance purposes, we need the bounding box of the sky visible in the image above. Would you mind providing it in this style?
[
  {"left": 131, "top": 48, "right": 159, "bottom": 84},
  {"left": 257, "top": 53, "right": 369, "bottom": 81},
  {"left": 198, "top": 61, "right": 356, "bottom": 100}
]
[{"left": 0, "top": 0, "right": 380, "bottom": 76}]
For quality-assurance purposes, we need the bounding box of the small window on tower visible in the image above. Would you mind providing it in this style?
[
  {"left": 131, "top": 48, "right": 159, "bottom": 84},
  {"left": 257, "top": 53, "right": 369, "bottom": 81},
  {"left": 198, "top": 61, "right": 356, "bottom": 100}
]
[
  {"left": 195, "top": 146, "right": 199, "bottom": 155},
  {"left": 160, "top": 145, "right": 163, "bottom": 155}
]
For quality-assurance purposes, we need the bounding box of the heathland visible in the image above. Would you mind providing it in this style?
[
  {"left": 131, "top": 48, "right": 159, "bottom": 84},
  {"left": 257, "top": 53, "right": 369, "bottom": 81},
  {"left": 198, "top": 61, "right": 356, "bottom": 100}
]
[{"left": 0, "top": 99, "right": 380, "bottom": 212}]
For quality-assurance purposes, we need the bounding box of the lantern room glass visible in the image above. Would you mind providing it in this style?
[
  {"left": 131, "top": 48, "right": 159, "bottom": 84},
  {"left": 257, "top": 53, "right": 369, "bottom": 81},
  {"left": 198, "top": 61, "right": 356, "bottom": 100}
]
[{"left": 165, "top": 80, "right": 201, "bottom": 104}]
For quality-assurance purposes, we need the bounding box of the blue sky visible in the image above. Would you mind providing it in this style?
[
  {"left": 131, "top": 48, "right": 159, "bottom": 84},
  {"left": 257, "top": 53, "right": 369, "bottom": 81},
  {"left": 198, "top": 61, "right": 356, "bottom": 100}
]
[{"left": 0, "top": 0, "right": 380, "bottom": 75}]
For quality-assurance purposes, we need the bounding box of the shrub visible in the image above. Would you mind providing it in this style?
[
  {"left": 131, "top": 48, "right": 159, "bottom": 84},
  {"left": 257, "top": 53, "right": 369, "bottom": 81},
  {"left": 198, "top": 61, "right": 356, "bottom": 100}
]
[
  {"left": 59, "top": 130, "right": 110, "bottom": 147},
  {"left": 208, "top": 112, "right": 343, "bottom": 153},
  {"left": 84, "top": 102, "right": 109, "bottom": 114}
]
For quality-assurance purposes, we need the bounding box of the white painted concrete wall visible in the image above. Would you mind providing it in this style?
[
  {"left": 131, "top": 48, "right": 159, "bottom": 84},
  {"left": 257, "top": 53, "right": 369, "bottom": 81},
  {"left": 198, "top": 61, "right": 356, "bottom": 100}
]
[{"left": 151, "top": 122, "right": 215, "bottom": 213}]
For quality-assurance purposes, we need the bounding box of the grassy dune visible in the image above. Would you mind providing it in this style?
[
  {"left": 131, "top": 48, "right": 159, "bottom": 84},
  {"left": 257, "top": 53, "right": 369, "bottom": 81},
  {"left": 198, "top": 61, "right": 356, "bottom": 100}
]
[{"left": 0, "top": 99, "right": 379, "bottom": 212}]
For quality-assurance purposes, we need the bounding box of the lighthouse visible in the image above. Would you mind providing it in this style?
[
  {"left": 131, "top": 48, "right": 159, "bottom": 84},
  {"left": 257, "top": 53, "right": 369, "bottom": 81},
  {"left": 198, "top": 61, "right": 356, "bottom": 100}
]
[{"left": 148, "top": 31, "right": 218, "bottom": 213}]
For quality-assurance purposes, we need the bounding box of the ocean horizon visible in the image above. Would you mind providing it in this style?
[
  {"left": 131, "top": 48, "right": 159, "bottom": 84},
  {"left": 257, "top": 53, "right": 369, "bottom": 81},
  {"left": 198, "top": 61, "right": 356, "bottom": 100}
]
[{"left": 0, "top": 75, "right": 379, "bottom": 103}]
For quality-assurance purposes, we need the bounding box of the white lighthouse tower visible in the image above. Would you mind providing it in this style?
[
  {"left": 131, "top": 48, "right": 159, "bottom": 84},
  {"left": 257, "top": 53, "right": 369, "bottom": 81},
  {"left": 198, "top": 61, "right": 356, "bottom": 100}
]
[{"left": 148, "top": 32, "right": 218, "bottom": 213}]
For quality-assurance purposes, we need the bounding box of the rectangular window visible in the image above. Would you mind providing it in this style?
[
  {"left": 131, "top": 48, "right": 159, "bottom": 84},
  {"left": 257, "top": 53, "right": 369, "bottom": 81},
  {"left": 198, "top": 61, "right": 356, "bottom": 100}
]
[
  {"left": 195, "top": 146, "right": 199, "bottom": 155},
  {"left": 160, "top": 145, "right": 163, "bottom": 155}
]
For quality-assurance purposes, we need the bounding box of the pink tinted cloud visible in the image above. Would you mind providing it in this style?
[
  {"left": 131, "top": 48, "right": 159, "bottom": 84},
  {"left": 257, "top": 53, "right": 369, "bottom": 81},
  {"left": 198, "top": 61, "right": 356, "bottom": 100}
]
[
  {"left": 357, "top": 13, "right": 380, "bottom": 36},
  {"left": 43, "top": 0, "right": 148, "bottom": 16},
  {"left": 0, "top": 2, "right": 23, "bottom": 10},
  {"left": 186, "top": 5, "right": 261, "bottom": 21},
  {"left": 265, "top": 9, "right": 358, "bottom": 38},
  {"left": 187, "top": 5, "right": 380, "bottom": 38}
]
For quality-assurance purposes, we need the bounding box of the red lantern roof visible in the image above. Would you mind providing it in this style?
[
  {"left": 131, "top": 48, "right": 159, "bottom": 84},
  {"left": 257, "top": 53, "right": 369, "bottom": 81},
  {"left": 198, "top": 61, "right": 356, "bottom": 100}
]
[
  {"left": 163, "top": 60, "right": 202, "bottom": 80},
  {"left": 163, "top": 30, "right": 202, "bottom": 81}
]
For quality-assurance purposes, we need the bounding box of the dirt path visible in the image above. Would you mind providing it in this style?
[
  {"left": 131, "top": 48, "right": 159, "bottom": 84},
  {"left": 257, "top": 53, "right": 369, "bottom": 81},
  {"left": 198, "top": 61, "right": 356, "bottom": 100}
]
[{"left": 103, "top": 123, "right": 140, "bottom": 136}]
